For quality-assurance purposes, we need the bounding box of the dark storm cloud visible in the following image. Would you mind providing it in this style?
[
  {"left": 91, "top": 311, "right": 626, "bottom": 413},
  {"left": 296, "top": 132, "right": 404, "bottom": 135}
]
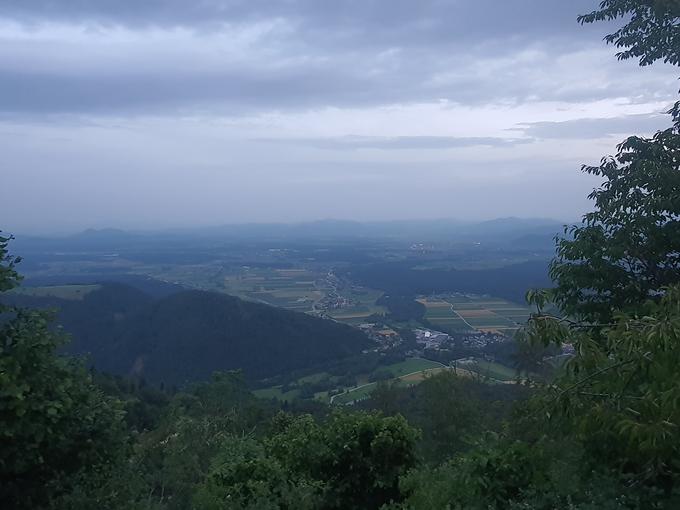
[
  {"left": 2, "top": 38, "right": 669, "bottom": 116},
  {"left": 257, "top": 135, "right": 532, "bottom": 150},
  {"left": 0, "top": 67, "right": 375, "bottom": 114},
  {"left": 515, "top": 113, "right": 672, "bottom": 139},
  {"left": 0, "top": 0, "right": 652, "bottom": 116},
  {"left": 1, "top": 1, "right": 601, "bottom": 42}
]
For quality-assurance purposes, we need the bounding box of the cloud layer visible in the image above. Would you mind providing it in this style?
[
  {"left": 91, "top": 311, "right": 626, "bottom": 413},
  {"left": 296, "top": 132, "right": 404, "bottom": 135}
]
[{"left": 1, "top": 1, "right": 678, "bottom": 233}]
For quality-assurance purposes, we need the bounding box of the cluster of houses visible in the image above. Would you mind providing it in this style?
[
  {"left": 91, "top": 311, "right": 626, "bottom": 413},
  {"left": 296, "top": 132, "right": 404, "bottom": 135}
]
[
  {"left": 314, "top": 293, "right": 354, "bottom": 312},
  {"left": 360, "top": 324, "right": 458, "bottom": 353},
  {"left": 359, "top": 323, "right": 517, "bottom": 355},
  {"left": 358, "top": 324, "right": 401, "bottom": 351},
  {"left": 313, "top": 271, "right": 355, "bottom": 313},
  {"left": 413, "top": 328, "right": 451, "bottom": 349},
  {"left": 456, "top": 331, "right": 508, "bottom": 349}
]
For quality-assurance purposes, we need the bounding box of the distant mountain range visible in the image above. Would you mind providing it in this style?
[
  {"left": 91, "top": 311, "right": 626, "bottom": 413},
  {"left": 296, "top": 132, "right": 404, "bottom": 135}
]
[
  {"left": 12, "top": 217, "right": 571, "bottom": 251},
  {"left": 7, "top": 283, "right": 372, "bottom": 385}
]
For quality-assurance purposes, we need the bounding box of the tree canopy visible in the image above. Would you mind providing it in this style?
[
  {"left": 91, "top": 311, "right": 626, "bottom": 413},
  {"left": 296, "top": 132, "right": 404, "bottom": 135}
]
[
  {"left": 579, "top": 0, "right": 680, "bottom": 66},
  {"left": 550, "top": 1, "right": 680, "bottom": 323},
  {"left": 0, "top": 237, "right": 129, "bottom": 509},
  {"left": 510, "top": 1, "right": 680, "bottom": 502},
  {"left": 550, "top": 118, "right": 680, "bottom": 323}
]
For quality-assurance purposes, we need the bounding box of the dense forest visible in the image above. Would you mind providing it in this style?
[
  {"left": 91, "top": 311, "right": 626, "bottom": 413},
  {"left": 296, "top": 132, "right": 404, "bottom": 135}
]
[
  {"left": 345, "top": 260, "right": 551, "bottom": 304},
  {"left": 2, "top": 2, "right": 680, "bottom": 509},
  {"left": 7, "top": 284, "right": 371, "bottom": 383}
]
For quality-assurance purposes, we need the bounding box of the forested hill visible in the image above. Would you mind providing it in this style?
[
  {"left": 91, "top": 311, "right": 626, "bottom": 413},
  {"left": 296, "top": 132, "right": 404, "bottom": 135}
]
[
  {"left": 344, "top": 260, "right": 551, "bottom": 303},
  {"left": 8, "top": 283, "right": 372, "bottom": 384}
]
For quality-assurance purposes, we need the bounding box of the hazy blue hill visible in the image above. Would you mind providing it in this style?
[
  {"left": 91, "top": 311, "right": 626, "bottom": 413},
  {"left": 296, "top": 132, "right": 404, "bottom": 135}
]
[
  {"left": 473, "top": 217, "right": 559, "bottom": 229},
  {"left": 11, "top": 217, "right": 568, "bottom": 250},
  {"left": 72, "top": 228, "right": 136, "bottom": 241},
  {"left": 9, "top": 284, "right": 372, "bottom": 385},
  {"left": 12, "top": 228, "right": 143, "bottom": 253},
  {"left": 452, "top": 217, "right": 566, "bottom": 244},
  {"left": 186, "top": 218, "right": 565, "bottom": 243}
]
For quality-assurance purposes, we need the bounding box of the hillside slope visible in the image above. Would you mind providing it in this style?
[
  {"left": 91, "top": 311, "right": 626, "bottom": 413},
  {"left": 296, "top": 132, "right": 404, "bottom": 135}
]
[{"left": 9, "top": 283, "right": 372, "bottom": 384}]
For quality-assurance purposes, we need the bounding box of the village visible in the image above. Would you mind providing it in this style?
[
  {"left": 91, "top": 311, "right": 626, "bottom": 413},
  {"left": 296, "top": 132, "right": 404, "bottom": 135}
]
[{"left": 358, "top": 322, "right": 510, "bottom": 356}]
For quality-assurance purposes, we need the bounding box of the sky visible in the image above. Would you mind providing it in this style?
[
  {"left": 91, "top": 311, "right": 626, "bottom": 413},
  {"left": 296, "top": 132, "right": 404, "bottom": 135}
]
[{"left": 1, "top": 1, "right": 678, "bottom": 234}]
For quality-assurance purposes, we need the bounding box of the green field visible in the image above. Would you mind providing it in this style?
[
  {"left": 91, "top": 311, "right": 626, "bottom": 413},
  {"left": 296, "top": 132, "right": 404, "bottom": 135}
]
[
  {"left": 419, "top": 298, "right": 471, "bottom": 333},
  {"left": 296, "top": 371, "right": 331, "bottom": 384},
  {"left": 253, "top": 358, "right": 446, "bottom": 405},
  {"left": 253, "top": 386, "right": 301, "bottom": 401},
  {"left": 10, "top": 284, "right": 101, "bottom": 300},
  {"left": 378, "top": 358, "right": 444, "bottom": 377},
  {"left": 419, "top": 294, "right": 532, "bottom": 335},
  {"left": 332, "top": 368, "right": 448, "bottom": 405},
  {"left": 325, "top": 288, "right": 386, "bottom": 323},
  {"left": 331, "top": 358, "right": 446, "bottom": 405},
  {"left": 457, "top": 358, "right": 518, "bottom": 382},
  {"left": 332, "top": 384, "right": 377, "bottom": 405}
]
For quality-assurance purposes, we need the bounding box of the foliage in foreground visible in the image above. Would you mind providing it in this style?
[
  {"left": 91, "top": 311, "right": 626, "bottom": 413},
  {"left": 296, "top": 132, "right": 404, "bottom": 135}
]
[
  {"left": 197, "top": 412, "right": 418, "bottom": 510},
  {"left": 0, "top": 234, "right": 128, "bottom": 509}
]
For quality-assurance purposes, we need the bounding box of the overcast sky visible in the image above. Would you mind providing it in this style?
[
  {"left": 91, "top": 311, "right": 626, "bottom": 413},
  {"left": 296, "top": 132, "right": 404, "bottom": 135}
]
[{"left": 1, "top": 0, "right": 678, "bottom": 234}]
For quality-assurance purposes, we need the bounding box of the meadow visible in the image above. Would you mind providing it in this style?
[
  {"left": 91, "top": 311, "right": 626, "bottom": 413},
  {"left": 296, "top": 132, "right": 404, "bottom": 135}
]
[
  {"left": 254, "top": 358, "right": 447, "bottom": 405},
  {"left": 456, "top": 358, "right": 518, "bottom": 382},
  {"left": 330, "top": 358, "right": 448, "bottom": 405}
]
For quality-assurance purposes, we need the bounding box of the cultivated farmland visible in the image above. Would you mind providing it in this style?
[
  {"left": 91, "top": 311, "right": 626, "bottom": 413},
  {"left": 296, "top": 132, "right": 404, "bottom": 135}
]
[
  {"left": 419, "top": 293, "right": 532, "bottom": 335},
  {"left": 222, "top": 267, "right": 386, "bottom": 322},
  {"left": 224, "top": 267, "right": 322, "bottom": 312}
]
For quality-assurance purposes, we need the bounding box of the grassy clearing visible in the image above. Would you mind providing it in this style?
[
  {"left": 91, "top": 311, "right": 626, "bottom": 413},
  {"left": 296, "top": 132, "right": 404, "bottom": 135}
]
[
  {"left": 382, "top": 358, "right": 444, "bottom": 376},
  {"left": 460, "top": 359, "right": 518, "bottom": 382},
  {"left": 332, "top": 359, "right": 447, "bottom": 405},
  {"left": 333, "top": 384, "right": 377, "bottom": 405},
  {"left": 255, "top": 356, "right": 520, "bottom": 406},
  {"left": 398, "top": 367, "right": 447, "bottom": 384},
  {"left": 333, "top": 367, "right": 451, "bottom": 405},
  {"left": 254, "top": 359, "right": 448, "bottom": 406},
  {"left": 297, "top": 372, "right": 331, "bottom": 384},
  {"left": 253, "top": 386, "right": 301, "bottom": 401}
]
